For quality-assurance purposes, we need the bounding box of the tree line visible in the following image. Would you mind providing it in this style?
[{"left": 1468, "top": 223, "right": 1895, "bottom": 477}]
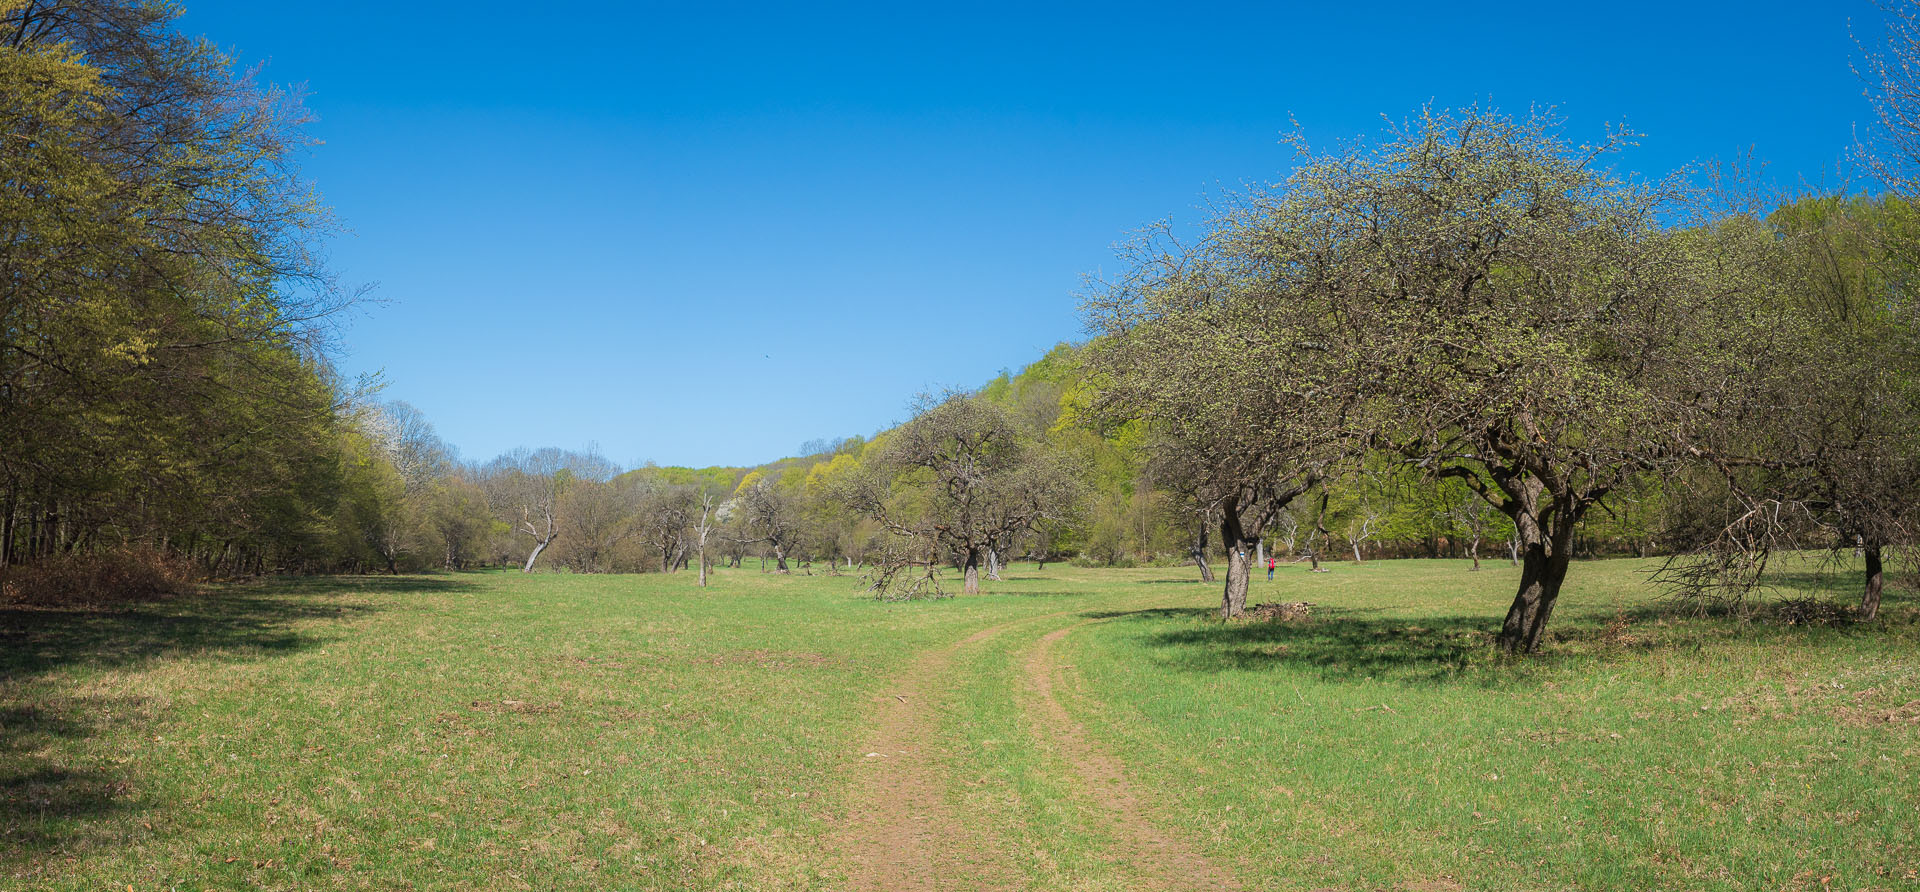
[
  {"left": 6, "top": 1, "right": 1919, "bottom": 656},
  {"left": 1081, "top": 105, "right": 1920, "bottom": 652}
]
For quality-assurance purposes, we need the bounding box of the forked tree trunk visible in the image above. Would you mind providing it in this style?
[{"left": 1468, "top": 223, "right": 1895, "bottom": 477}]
[
  {"left": 963, "top": 547, "right": 982, "bottom": 594},
  {"left": 1468, "top": 536, "right": 1481, "bottom": 571},
  {"left": 774, "top": 544, "right": 790, "bottom": 573},
  {"left": 1190, "top": 510, "right": 1216, "bottom": 582},
  {"left": 1861, "top": 543, "right": 1885, "bottom": 621},
  {"left": 1498, "top": 531, "right": 1571, "bottom": 654},
  {"left": 522, "top": 534, "right": 556, "bottom": 573},
  {"left": 987, "top": 547, "right": 1001, "bottom": 581}
]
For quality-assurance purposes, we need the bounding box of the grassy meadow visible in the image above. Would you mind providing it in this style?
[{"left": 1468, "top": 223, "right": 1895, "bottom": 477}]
[{"left": 1, "top": 557, "right": 1915, "bottom": 890}]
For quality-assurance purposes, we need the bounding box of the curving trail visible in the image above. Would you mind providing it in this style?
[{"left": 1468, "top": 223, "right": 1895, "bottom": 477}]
[
  {"left": 828, "top": 607, "right": 1243, "bottom": 891},
  {"left": 831, "top": 622, "right": 1020, "bottom": 892},
  {"left": 1023, "top": 620, "right": 1244, "bottom": 892}
]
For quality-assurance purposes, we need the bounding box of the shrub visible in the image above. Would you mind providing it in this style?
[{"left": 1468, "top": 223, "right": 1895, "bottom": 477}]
[{"left": 0, "top": 548, "right": 197, "bottom": 607}]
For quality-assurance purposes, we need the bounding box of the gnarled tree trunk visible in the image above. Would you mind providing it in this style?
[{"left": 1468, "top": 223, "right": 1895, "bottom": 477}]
[
  {"left": 1497, "top": 519, "right": 1573, "bottom": 654},
  {"left": 963, "top": 546, "right": 982, "bottom": 594},
  {"left": 1861, "top": 542, "right": 1885, "bottom": 620},
  {"left": 1219, "top": 508, "right": 1257, "bottom": 618},
  {"left": 1190, "top": 513, "right": 1215, "bottom": 583},
  {"left": 1222, "top": 545, "right": 1252, "bottom": 618}
]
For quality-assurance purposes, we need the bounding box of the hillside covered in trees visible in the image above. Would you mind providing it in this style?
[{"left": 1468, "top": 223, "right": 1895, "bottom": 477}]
[{"left": 4, "top": 1, "right": 1920, "bottom": 656}]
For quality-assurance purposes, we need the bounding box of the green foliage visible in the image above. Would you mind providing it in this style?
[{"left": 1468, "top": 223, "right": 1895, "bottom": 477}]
[{"left": 0, "top": 0, "right": 361, "bottom": 575}]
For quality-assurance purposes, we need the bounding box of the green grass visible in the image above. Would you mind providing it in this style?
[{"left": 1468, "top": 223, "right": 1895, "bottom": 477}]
[
  {"left": 1064, "top": 559, "right": 1920, "bottom": 891},
  {"left": 2, "top": 558, "right": 1915, "bottom": 890}
]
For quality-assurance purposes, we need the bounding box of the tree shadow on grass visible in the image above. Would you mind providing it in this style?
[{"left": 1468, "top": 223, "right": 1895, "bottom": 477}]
[
  {"left": 0, "top": 766, "right": 131, "bottom": 854},
  {"left": 0, "top": 578, "right": 441, "bottom": 680},
  {"left": 0, "top": 574, "right": 467, "bottom": 860},
  {"left": 251, "top": 573, "right": 485, "bottom": 598},
  {"left": 1127, "top": 608, "right": 1511, "bottom": 685},
  {"left": 1079, "top": 599, "right": 1913, "bottom": 688}
]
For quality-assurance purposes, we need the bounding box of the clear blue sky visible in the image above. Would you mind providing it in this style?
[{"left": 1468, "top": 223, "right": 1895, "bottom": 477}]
[{"left": 178, "top": 0, "right": 1879, "bottom": 468}]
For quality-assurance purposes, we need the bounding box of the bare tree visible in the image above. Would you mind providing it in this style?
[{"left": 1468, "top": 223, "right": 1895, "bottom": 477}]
[
  {"left": 366, "top": 401, "right": 454, "bottom": 494},
  {"left": 558, "top": 474, "right": 642, "bottom": 573},
  {"left": 733, "top": 474, "right": 800, "bottom": 573},
  {"left": 1275, "top": 504, "right": 1302, "bottom": 559},
  {"left": 835, "top": 394, "right": 1080, "bottom": 594},
  {"left": 1146, "top": 450, "right": 1221, "bottom": 582},
  {"left": 691, "top": 490, "right": 719, "bottom": 586},
  {"left": 485, "top": 447, "right": 616, "bottom": 572},
  {"left": 1447, "top": 493, "right": 1498, "bottom": 571},
  {"left": 636, "top": 483, "right": 696, "bottom": 573}
]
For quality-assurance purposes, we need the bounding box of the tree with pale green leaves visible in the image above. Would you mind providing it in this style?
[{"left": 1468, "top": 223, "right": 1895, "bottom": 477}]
[{"left": 1088, "top": 107, "right": 1745, "bottom": 649}]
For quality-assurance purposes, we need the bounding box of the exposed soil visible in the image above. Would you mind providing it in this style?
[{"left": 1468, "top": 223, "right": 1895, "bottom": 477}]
[
  {"left": 829, "top": 609, "right": 1246, "bottom": 890},
  {"left": 1024, "top": 621, "right": 1245, "bottom": 891},
  {"left": 830, "top": 623, "right": 1020, "bottom": 891}
]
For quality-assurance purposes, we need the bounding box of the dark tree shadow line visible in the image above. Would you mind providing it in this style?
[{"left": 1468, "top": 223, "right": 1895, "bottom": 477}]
[
  {"left": 1077, "top": 587, "right": 1913, "bottom": 688},
  {"left": 0, "top": 574, "right": 475, "bottom": 861}
]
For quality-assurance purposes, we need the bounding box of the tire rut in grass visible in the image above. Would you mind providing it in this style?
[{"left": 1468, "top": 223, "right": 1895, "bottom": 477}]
[
  {"left": 1022, "top": 619, "right": 1245, "bottom": 892},
  {"left": 830, "top": 621, "right": 1024, "bottom": 892}
]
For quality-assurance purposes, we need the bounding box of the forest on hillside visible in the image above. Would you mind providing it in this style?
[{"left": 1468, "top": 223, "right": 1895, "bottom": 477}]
[{"left": 6, "top": 1, "right": 1920, "bottom": 654}]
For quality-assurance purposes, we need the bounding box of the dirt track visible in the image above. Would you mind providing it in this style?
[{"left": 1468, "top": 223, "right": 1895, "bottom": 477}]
[{"left": 829, "top": 609, "right": 1240, "bottom": 891}]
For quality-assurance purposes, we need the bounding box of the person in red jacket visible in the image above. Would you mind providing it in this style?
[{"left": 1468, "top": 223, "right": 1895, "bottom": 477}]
[{"left": 1266, "top": 555, "right": 1277, "bottom": 580}]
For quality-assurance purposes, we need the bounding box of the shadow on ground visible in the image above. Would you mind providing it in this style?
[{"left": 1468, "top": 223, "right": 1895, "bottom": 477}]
[
  {"left": 0, "top": 573, "right": 471, "bottom": 862},
  {"left": 1111, "top": 607, "right": 1507, "bottom": 683},
  {"left": 0, "top": 578, "right": 447, "bottom": 680},
  {"left": 1079, "top": 596, "right": 1917, "bottom": 687}
]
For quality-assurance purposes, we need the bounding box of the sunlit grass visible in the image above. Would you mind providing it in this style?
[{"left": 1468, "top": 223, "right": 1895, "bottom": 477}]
[
  {"left": 1, "top": 557, "right": 1913, "bottom": 890},
  {"left": 1064, "top": 557, "right": 1920, "bottom": 891}
]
